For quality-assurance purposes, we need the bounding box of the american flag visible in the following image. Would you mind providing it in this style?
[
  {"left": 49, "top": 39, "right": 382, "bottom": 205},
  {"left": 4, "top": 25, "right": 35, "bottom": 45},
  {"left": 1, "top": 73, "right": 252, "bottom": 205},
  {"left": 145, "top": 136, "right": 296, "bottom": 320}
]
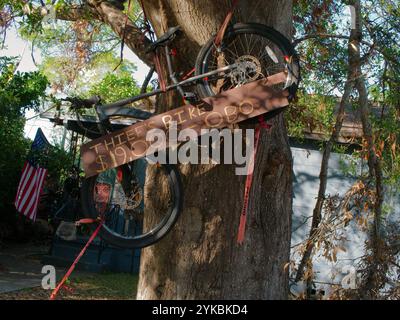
[{"left": 15, "top": 128, "right": 50, "bottom": 221}]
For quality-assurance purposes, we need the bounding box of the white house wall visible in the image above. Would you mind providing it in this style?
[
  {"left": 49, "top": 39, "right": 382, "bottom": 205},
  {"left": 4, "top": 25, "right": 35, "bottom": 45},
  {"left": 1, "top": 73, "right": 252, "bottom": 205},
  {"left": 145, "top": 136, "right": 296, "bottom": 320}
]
[{"left": 290, "top": 146, "right": 399, "bottom": 296}]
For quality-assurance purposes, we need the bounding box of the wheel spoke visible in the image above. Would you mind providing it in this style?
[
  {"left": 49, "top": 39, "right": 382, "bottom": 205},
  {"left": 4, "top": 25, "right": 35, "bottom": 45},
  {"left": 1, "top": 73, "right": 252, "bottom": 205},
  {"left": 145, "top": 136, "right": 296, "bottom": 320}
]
[
  {"left": 88, "top": 160, "right": 177, "bottom": 245},
  {"left": 200, "top": 29, "right": 295, "bottom": 95}
]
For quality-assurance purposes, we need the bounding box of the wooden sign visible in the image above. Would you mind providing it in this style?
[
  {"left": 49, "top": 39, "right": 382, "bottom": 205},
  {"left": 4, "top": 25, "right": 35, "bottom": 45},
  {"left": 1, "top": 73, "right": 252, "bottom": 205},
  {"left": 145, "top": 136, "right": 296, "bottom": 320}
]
[{"left": 81, "top": 72, "right": 290, "bottom": 177}]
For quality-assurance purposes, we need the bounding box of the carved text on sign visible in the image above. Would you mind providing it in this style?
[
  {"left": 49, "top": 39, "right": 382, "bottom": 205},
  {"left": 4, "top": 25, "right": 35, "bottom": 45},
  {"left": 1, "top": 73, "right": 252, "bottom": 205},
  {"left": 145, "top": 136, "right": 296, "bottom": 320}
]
[{"left": 81, "top": 72, "right": 289, "bottom": 177}]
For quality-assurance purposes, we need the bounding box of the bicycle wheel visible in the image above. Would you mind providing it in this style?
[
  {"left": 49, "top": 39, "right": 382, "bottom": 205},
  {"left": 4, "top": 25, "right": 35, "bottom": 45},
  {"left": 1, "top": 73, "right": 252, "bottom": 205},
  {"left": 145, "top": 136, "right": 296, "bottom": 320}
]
[
  {"left": 81, "top": 158, "right": 183, "bottom": 248},
  {"left": 195, "top": 22, "right": 300, "bottom": 99}
]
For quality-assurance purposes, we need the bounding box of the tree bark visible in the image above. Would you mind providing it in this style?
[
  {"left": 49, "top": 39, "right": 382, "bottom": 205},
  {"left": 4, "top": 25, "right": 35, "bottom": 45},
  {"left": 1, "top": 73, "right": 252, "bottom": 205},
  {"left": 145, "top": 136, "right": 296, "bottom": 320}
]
[
  {"left": 136, "top": 0, "right": 294, "bottom": 300},
  {"left": 350, "top": 0, "right": 385, "bottom": 298},
  {"left": 357, "top": 75, "right": 385, "bottom": 299}
]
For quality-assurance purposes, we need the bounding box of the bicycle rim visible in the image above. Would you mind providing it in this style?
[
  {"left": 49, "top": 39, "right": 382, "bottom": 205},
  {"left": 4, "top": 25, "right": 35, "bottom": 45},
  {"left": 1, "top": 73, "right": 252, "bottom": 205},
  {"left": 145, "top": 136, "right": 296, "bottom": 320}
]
[
  {"left": 195, "top": 23, "right": 300, "bottom": 99},
  {"left": 81, "top": 158, "right": 183, "bottom": 248}
]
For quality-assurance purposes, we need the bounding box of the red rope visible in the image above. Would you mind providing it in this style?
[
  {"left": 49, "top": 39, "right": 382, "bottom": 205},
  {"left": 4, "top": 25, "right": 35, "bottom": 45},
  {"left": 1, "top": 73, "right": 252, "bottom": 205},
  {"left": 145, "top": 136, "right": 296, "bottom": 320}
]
[
  {"left": 237, "top": 124, "right": 260, "bottom": 244},
  {"left": 258, "top": 115, "right": 272, "bottom": 130},
  {"left": 237, "top": 116, "right": 271, "bottom": 244},
  {"left": 181, "top": 67, "right": 196, "bottom": 80},
  {"left": 49, "top": 218, "right": 104, "bottom": 300},
  {"left": 214, "top": 0, "right": 239, "bottom": 46}
]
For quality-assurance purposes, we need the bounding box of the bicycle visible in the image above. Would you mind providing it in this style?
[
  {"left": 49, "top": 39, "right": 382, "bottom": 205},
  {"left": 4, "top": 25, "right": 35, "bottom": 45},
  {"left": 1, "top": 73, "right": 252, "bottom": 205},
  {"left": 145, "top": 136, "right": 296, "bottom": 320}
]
[{"left": 63, "top": 22, "right": 300, "bottom": 249}]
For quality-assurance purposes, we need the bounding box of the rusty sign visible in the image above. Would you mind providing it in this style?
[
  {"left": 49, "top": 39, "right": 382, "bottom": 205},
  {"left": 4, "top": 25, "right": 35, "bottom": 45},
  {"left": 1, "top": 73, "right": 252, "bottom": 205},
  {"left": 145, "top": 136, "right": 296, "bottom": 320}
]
[{"left": 81, "top": 72, "right": 290, "bottom": 177}]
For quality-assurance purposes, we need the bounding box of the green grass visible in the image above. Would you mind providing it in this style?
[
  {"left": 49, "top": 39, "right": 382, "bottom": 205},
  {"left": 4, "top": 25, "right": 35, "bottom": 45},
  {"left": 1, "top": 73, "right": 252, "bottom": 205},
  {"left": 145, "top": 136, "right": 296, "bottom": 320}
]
[
  {"left": 71, "top": 272, "right": 139, "bottom": 299},
  {"left": 0, "top": 272, "right": 139, "bottom": 300}
]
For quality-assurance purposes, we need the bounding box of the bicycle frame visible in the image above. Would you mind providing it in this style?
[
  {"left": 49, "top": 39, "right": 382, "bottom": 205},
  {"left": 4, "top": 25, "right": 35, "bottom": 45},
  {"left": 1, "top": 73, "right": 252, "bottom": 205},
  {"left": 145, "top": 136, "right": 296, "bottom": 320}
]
[{"left": 95, "top": 44, "right": 237, "bottom": 123}]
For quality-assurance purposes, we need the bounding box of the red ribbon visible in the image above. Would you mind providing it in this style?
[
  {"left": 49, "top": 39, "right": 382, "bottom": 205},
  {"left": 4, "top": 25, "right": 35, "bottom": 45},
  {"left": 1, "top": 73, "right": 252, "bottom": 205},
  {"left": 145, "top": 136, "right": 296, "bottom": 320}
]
[
  {"left": 237, "top": 126, "right": 260, "bottom": 244},
  {"left": 214, "top": 0, "right": 240, "bottom": 46},
  {"left": 237, "top": 116, "right": 271, "bottom": 244}
]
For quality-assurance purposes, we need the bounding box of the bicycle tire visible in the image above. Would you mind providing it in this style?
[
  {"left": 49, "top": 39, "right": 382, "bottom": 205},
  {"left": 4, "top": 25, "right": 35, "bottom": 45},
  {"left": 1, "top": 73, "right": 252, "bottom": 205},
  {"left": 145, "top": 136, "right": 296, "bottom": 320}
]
[
  {"left": 81, "top": 160, "right": 183, "bottom": 249},
  {"left": 195, "top": 22, "right": 300, "bottom": 100}
]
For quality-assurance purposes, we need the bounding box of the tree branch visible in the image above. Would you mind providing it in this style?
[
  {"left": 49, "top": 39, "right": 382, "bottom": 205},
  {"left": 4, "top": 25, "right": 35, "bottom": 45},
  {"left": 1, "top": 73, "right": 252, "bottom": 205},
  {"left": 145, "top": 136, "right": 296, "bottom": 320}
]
[
  {"left": 54, "top": 1, "right": 154, "bottom": 66},
  {"left": 55, "top": 5, "right": 98, "bottom": 21},
  {"left": 294, "top": 33, "right": 399, "bottom": 69},
  {"left": 294, "top": 0, "right": 387, "bottom": 299},
  {"left": 86, "top": 0, "right": 154, "bottom": 66},
  {"left": 294, "top": 79, "right": 353, "bottom": 284},
  {"left": 350, "top": 5, "right": 385, "bottom": 297},
  {"left": 294, "top": 3, "right": 363, "bottom": 286}
]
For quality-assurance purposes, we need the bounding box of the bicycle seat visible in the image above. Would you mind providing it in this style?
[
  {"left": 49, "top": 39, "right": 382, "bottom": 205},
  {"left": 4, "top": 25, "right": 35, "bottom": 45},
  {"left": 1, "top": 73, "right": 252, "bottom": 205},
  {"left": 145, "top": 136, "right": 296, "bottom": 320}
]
[
  {"left": 64, "top": 96, "right": 101, "bottom": 109},
  {"left": 146, "top": 26, "right": 181, "bottom": 53}
]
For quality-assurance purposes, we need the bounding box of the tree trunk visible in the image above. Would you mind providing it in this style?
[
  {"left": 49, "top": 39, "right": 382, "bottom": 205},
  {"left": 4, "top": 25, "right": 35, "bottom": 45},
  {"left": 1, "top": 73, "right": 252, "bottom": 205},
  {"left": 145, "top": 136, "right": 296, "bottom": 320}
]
[{"left": 137, "top": 0, "right": 294, "bottom": 299}]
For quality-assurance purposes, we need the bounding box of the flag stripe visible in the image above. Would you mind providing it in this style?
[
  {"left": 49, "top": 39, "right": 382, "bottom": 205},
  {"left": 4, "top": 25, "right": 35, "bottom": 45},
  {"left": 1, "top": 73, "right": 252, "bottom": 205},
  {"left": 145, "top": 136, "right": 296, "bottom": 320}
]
[
  {"left": 27, "top": 168, "right": 47, "bottom": 221},
  {"left": 17, "top": 167, "right": 38, "bottom": 213},
  {"left": 15, "top": 164, "right": 33, "bottom": 207},
  {"left": 30, "top": 170, "right": 45, "bottom": 220},
  {"left": 15, "top": 162, "right": 28, "bottom": 203},
  {"left": 15, "top": 129, "right": 49, "bottom": 221},
  {"left": 15, "top": 167, "right": 34, "bottom": 211},
  {"left": 24, "top": 171, "right": 40, "bottom": 218},
  {"left": 35, "top": 169, "right": 47, "bottom": 220},
  {"left": 16, "top": 165, "right": 47, "bottom": 221},
  {"left": 22, "top": 168, "right": 43, "bottom": 217}
]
